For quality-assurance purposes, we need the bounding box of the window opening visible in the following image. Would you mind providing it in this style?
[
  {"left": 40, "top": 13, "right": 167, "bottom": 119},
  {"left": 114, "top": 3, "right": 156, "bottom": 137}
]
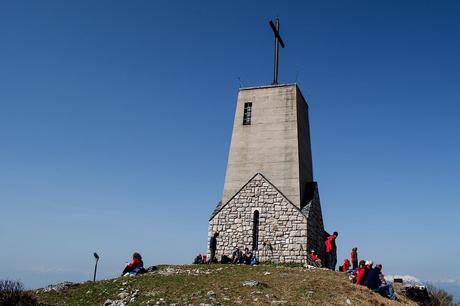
[
  {"left": 243, "top": 102, "right": 252, "bottom": 125},
  {"left": 252, "top": 210, "right": 259, "bottom": 250}
]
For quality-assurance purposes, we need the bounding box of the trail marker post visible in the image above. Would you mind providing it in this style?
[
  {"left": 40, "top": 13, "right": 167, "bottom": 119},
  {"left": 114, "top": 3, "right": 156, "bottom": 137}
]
[{"left": 93, "top": 252, "right": 99, "bottom": 282}]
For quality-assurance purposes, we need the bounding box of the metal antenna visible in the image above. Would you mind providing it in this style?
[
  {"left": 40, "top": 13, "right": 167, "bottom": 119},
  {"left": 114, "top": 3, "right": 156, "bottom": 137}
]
[{"left": 269, "top": 17, "right": 285, "bottom": 85}]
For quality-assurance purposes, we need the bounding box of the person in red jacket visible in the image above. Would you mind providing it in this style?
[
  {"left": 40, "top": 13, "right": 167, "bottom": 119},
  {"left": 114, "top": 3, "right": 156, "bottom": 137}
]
[
  {"left": 342, "top": 259, "right": 351, "bottom": 272},
  {"left": 308, "top": 250, "right": 322, "bottom": 267},
  {"left": 325, "top": 231, "right": 338, "bottom": 270},
  {"left": 351, "top": 247, "right": 358, "bottom": 270},
  {"left": 122, "top": 252, "right": 146, "bottom": 276},
  {"left": 310, "top": 250, "right": 319, "bottom": 261},
  {"left": 356, "top": 260, "right": 373, "bottom": 286},
  {"left": 355, "top": 260, "right": 366, "bottom": 285}
]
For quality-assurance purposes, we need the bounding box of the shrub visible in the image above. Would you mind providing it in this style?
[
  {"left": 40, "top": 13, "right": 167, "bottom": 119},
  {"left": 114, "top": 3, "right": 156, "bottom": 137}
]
[
  {"left": 426, "top": 284, "right": 458, "bottom": 306},
  {"left": 0, "top": 280, "right": 38, "bottom": 306}
]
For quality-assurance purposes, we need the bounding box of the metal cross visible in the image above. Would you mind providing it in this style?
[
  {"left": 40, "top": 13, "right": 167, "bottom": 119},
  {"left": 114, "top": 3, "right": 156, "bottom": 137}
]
[{"left": 269, "top": 17, "right": 285, "bottom": 85}]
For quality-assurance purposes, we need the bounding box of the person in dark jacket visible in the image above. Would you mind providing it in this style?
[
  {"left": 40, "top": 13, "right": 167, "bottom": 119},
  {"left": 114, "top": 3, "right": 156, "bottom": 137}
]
[
  {"left": 243, "top": 248, "right": 253, "bottom": 265},
  {"left": 209, "top": 232, "right": 219, "bottom": 263},
  {"left": 366, "top": 264, "right": 396, "bottom": 300},
  {"left": 351, "top": 247, "right": 358, "bottom": 270},
  {"left": 231, "top": 247, "right": 242, "bottom": 264},
  {"left": 193, "top": 254, "right": 203, "bottom": 264},
  {"left": 366, "top": 266, "right": 381, "bottom": 290},
  {"left": 362, "top": 260, "right": 373, "bottom": 285},
  {"left": 122, "top": 252, "right": 146, "bottom": 275}
]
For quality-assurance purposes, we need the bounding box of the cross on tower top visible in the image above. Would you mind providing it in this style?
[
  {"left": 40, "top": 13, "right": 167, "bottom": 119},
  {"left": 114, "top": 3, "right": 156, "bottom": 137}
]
[{"left": 269, "top": 17, "right": 285, "bottom": 85}]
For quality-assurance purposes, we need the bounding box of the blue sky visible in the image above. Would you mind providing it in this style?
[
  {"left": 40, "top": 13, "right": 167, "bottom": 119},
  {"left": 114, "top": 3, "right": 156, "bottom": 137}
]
[{"left": 0, "top": 0, "right": 459, "bottom": 297}]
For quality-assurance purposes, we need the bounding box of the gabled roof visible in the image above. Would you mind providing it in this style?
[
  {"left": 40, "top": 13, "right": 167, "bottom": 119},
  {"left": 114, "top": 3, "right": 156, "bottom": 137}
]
[{"left": 209, "top": 173, "right": 316, "bottom": 221}]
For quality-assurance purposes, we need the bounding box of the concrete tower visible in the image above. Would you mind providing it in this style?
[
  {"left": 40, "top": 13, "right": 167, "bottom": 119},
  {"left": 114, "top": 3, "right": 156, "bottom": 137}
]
[{"left": 222, "top": 84, "right": 313, "bottom": 209}]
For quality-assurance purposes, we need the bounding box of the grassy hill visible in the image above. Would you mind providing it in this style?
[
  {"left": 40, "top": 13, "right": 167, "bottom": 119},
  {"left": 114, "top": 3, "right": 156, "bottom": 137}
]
[{"left": 35, "top": 264, "right": 417, "bottom": 306}]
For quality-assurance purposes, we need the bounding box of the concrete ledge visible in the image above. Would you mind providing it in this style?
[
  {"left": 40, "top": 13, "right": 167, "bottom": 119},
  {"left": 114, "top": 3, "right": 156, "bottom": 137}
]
[{"left": 239, "top": 83, "right": 297, "bottom": 91}]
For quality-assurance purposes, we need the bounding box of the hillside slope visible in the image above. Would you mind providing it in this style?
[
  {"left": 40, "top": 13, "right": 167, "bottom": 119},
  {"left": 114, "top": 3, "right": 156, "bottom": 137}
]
[{"left": 36, "top": 265, "right": 417, "bottom": 306}]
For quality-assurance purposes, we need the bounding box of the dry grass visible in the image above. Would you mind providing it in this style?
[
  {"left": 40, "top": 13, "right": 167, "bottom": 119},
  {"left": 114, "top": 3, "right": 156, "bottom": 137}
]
[
  {"left": 1, "top": 279, "right": 39, "bottom": 306},
  {"left": 35, "top": 264, "right": 418, "bottom": 306}
]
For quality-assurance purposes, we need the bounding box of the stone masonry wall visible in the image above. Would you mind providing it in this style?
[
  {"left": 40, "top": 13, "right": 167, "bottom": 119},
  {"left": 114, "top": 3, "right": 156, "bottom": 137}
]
[{"left": 209, "top": 174, "right": 309, "bottom": 263}]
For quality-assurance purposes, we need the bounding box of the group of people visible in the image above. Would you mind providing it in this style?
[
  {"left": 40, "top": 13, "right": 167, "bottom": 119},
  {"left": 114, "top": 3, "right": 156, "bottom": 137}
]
[
  {"left": 194, "top": 247, "right": 257, "bottom": 265},
  {"left": 222, "top": 247, "right": 257, "bottom": 265},
  {"left": 304, "top": 233, "right": 396, "bottom": 301},
  {"left": 336, "top": 248, "right": 397, "bottom": 300},
  {"left": 195, "top": 245, "right": 257, "bottom": 265},
  {"left": 348, "top": 258, "right": 396, "bottom": 300},
  {"left": 207, "top": 232, "right": 258, "bottom": 265}
]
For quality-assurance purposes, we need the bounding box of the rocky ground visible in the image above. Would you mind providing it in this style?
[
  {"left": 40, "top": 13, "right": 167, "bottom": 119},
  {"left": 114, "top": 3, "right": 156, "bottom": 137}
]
[{"left": 35, "top": 264, "right": 419, "bottom": 306}]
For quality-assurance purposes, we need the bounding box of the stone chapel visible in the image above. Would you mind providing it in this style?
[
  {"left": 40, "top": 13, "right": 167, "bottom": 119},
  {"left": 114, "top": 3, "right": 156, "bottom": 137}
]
[{"left": 208, "top": 83, "right": 326, "bottom": 263}]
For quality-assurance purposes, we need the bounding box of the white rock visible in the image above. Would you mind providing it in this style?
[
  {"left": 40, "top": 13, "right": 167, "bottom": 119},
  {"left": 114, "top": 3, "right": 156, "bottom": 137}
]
[{"left": 242, "top": 280, "right": 260, "bottom": 287}]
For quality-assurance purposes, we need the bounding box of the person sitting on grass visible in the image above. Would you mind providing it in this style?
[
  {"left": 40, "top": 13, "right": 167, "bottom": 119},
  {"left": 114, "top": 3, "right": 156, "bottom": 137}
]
[
  {"left": 122, "top": 252, "right": 146, "bottom": 276},
  {"left": 221, "top": 254, "right": 231, "bottom": 264},
  {"left": 231, "top": 247, "right": 242, "bottom": 264},
  {"left": 307, "top": 250, "right": 322, "bottom": 267},
  {"left": 355, "top": 260, "right": 367, "bottom": 285},
  {"left": 243, "top": 248, "right": 253, "bottom": 265},
  {"left": 366, "top": 264, "right": 396, "bottom": 300},
  {"left": 341, "top": 258, "right": 351, "bottom": 272},
  {"left": 357, "top": 260, "right": 373, "bottom": 286},
  {"left": 193, "top": 254, "right": 203, "bottom": 264}
]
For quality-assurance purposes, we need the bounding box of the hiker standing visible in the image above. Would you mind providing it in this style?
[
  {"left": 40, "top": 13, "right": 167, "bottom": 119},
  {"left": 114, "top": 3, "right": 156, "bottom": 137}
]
[
  {"left": 325, "top": 231, "right": 338, "bottom": 270},
  {"left": 209, "top": 232, "right": 219, "bottom": 263},
  {"left": 351, "top": 247, "right": 358, "bottom": 270}
]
